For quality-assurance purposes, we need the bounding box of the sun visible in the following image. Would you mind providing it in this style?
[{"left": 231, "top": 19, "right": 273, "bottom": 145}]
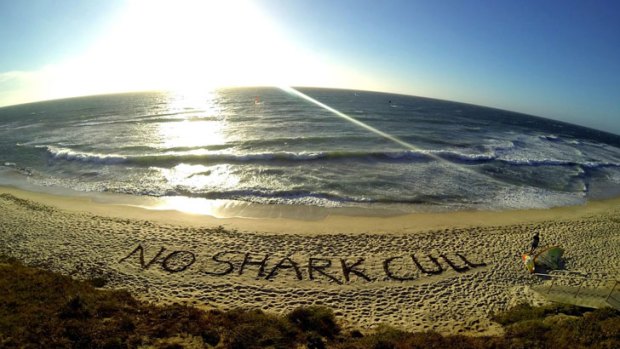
[
  {"left": 14, "top": 0, "right": 373, "bottom": 104},
  {"left": 44, "top": 0, "right": 338, "bottom": 98}
]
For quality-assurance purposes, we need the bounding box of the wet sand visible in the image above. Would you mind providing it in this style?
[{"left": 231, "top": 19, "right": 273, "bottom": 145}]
[{"left": 1, "top": 186, "right": 618, "bottom": 335}]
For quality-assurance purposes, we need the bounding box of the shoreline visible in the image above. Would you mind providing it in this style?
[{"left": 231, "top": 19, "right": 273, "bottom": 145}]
[
  {"left": 1, "top": 185, "right": 619, "bottom": 335},
  {"left": 1, "top": 184, "right": 620, "bottom": 234}
]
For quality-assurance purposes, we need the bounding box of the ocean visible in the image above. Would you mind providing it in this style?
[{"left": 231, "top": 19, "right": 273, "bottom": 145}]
[{"left": 1, "top": 87, "right": 619, "bottom": 216}]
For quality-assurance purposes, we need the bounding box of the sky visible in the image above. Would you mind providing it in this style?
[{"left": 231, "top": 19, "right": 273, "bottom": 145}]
[{"left": 0, "top": 0, "right": 618, "bottom": 134}]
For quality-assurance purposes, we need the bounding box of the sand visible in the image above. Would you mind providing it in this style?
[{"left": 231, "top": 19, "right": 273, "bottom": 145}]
[{"left": 1, "top": 186, "right": 619, "bottom": 336}]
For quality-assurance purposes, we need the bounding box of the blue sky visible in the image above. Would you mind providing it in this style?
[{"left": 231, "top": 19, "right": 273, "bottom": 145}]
[{"left": 1, "top": 0, "right": 618, "bottom": 134}]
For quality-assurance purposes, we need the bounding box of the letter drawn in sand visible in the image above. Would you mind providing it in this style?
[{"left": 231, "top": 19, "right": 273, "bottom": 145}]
[
  {"left": 119, "top": 245, "right": 166, "bottom": 269},
  {"left": 162, "top": 250, "right": 196, "bottom": 273},
  {"left": 117, "top": 245, "right": 487, "bottom": 281},
  {"left": 204, "top": 251, "right": 238, "bottom": 276},
  {"left": 308, "top": 258, "right": 342, "bottom": 284},
  {"left": 340, "top": 258, "right": 373, "bottom": 282},
  {"left": 440, "top": 254, "right": 469, "bottom": 273},
  {"left": 411, "top": 254, "right": 443, "bottom": 275},
  {"left": 456, "top": 253, "right": 487, "bottom": 268},
  {"left": 383, "top": 256, "right": 416, "bottom": 281},
  {"left": 239, "top": 253, "right": 270, "bottom": 277},
  {"left": 266, "top": 256, "right": 303, "bottom": 280}
]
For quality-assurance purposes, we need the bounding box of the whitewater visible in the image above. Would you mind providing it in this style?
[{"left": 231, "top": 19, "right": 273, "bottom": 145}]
[{"left": 1, "top": 87, "right": 619, "bottom": 214}]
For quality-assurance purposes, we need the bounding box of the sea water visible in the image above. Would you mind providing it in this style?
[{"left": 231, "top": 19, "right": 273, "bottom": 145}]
[{"left": 1, "top": 87, "right": 619, "bottom": 215}]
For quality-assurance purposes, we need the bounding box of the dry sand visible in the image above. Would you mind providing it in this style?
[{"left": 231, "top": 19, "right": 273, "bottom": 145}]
[{"left": 1, "top": 186, "right": 619, "bottom": 335}]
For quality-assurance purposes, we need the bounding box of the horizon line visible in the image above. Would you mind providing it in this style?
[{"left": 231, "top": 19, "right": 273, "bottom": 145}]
[{"left": 0, "top": 85, "right": 617, "bottom": 137}]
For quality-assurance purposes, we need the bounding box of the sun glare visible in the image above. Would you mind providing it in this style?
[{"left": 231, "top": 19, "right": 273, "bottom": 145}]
[
  {"left": 42, "top": 0, "right": 339, "bottom": 98},
  {"left": 0, "top": 0, "right": 381, "bottom": 106}
]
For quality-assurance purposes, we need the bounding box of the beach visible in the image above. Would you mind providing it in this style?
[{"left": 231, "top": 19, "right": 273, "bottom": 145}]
[{"left": 1, "top": 185, "right": 618, "bottom": 336}]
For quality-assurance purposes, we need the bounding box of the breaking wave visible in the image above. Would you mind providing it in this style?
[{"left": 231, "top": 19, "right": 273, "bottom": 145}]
[{"left": 41, "top": 145, "right": 620, "bottom": 170}]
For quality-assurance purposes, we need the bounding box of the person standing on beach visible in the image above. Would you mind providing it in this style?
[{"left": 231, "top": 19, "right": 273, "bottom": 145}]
[{"left": 530, "top": 232, "right": 540, "bottom": 253}]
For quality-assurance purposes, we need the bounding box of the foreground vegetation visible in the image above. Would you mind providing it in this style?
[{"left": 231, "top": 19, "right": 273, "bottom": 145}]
[{"left": 0, "top": 256, "right": 618, "bottom": 348}]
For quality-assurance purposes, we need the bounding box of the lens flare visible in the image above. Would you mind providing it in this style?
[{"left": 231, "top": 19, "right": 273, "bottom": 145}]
[{"left": 280, "top": 86, "right": 504, "bottom": 185}]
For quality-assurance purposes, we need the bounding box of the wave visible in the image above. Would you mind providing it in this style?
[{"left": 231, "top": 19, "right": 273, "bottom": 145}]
[
  {"left": 42, "top": 146, "right": 486, "bottom": 166},
  {"left": 495, "top": 158, "right": 620, "bottom": 169},
  {"left": 130, "top": 150, "right": 435, "bottom": 166},
  {"left": 40, "top": 145, "right": 620, "bottom": 169},
  {"left": 43, "top": 146, "right": 127, "bottom": 164},
  {"left": 175, "top": 188, "right": 348, "bottom": 202},
  {"left": 72, "top": 114, "right": 221, "bottom": 127},
  {"left": 110, "top": 186, "right": 465, "bottom": 206},
  {"left": 539, "top": 134, "right": 562, "bottom": 142},
  {"left": 0, "top": 162, "right": 33, "bottom": 176}
]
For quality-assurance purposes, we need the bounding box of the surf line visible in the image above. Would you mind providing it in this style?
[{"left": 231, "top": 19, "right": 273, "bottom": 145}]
[{"left": 279, "top": 86, "right": 508, "bottom": 186}]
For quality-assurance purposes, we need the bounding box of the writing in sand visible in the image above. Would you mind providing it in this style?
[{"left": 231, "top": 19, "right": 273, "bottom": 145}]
[{"left": 119, "top": 244, "right": 487, "bottom": 284}]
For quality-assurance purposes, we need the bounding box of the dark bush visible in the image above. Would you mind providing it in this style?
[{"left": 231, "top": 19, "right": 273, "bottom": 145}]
[
  {"left": 288, "top": 306, "right": 340, "bottom": 339},
  {"left": 89, "top": 276, "right": 108, "bottom": 288},
  {"left": 217, "top": 309, "right": 299, "bottom": 348},
  {"left": 59, "top": 295, "right": 91, "bottom": 319},
  {"left": 201, "top": 328, "right": 221, "bottom": 346},
  {"left": 306, "top": 333, "right": 326, "bottom": 349},
  {"left": 1, "top": 255, "right": 619, "bottom": 349},
  {"left": 350, "top": 329, "right": 364, "bottom": 338}
]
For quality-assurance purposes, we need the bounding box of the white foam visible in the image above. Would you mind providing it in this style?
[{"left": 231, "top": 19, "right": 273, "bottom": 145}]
[
  {"left": 45, "top": 146, "right": 127, "bottom": 164},
  {"left": 491, "top": 186, "right": 586, "bottom": 211}
]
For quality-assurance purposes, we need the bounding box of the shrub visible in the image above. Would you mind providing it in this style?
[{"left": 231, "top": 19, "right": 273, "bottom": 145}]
[
  {"left": 287, "top": 306, "right": 340, "bottom": 339},
  {"left": 492, "top": 303, "right": 589, "bottom": 326},
  {"left": 59, "top": 295, "right": 91, "bottom": 319},
  {"left": 1, "top": 255, "right": 619, "bottom": 349},
  {"left": 216, "top": 308, "right": 299, "bottom": 348},
  {"left": 505, "top": 319, "right": 549, "bottom": 343},
  {"left": 89, "top": 276, "right": 108, "bottom": 288}
]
